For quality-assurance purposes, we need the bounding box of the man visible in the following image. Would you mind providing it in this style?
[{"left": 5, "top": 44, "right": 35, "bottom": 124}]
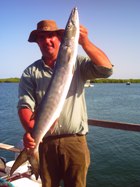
[{"left": 17, "top": 20, "right": 113, "bottom": 187}]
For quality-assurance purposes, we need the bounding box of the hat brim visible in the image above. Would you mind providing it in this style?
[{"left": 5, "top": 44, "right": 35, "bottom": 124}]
[{"left": 28, "top": 29, "right": 64, "bottom": 42}]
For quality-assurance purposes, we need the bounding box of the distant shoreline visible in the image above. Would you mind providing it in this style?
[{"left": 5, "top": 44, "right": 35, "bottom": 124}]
[
  {"left": 0, "top": 78, "right": 19, "bottom": 83},
  {"left": 92, "top": 79, "right": 140, "bottom": 83},
  {"left": 0, "top": 78, "right": 140, "bottom": 83}
]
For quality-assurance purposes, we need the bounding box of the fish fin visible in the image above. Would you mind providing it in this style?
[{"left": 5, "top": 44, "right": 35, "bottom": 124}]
[
  {"left": 72, "top": 64, "right": 75, "bottom": 74},
  {"left": 28, "top": 151, "right": 39, "bottom": 180},
  {"left": 10, "top": 148, "right": 28, "bottom": 176},
  {"left": 30, "top": 111, "right": 36, "bottom": 120},
  {"left": 50, "top": 118, "right": 58, "bottom": 134}
]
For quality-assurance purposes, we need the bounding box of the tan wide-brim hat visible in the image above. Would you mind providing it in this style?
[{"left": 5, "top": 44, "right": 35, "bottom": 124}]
[{"left": 28, "top": 20, "right": 64, "bottom": 42}]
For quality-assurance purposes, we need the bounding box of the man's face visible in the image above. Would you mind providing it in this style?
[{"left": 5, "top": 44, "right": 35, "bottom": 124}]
[{"left": 37, "top": 31, "right": 61, "bottom": 60}]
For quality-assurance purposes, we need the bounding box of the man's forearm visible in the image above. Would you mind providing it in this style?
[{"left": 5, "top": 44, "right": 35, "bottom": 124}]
[
  {"left": 82, "top": 38, "right": 112, "bottom": 69},
  {"left": 18, "top": 108, "right": 35, "bottom": 133}
]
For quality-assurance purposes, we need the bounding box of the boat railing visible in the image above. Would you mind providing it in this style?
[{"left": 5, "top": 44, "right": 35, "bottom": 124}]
[
  {"left": 88, "top": 119, "right": 140, "bottom": 132},
  {"left": 0, "top": 119, "right": 140, "bottom": 154}
]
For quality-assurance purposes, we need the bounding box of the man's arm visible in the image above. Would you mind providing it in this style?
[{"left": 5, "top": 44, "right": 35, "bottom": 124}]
[
  {"left": 79, "top": 25, "right": 112, "bottom": 69},
  {"left": 18, "top": 108, "right": 36, "bottom": 148},
  {"left": 18, "top": 108, "right": 34, "bottom": 132}
]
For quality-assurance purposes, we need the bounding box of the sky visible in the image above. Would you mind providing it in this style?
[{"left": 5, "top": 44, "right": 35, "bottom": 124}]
[{"left": 0, "top": 0, "right": 140, "bottom": 79}]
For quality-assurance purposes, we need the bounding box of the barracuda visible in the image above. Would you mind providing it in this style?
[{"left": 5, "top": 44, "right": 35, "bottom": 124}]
[{"left": 10, "top": 7, "right": 79, "bottom": 179}]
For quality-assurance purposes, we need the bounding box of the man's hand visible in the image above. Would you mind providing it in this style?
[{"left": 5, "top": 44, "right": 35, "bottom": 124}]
[
  {"left": 79, "top": 25, "right": 89, "bottom": 46},
  {"left": 78, "top": 24, "right": 112, "bottom": 69},
  {"left": 23, "top": 132, "right": 36, "bottom": 149}
]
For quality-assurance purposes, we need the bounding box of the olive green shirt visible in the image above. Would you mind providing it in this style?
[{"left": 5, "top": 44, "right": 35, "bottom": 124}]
[{"left": 18, "top": 55, "right": 113, "bottom": 135}]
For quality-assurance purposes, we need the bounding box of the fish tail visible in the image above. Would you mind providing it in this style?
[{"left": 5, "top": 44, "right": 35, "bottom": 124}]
[
  {"left": 10, "top": 148, "right": 39, "bottom": 180},
  {"left": 28, "top": 151, "right": 39, "bottom": 180},
  {"left": 10, "top": 148, "right": 28, "bottom": 176}
]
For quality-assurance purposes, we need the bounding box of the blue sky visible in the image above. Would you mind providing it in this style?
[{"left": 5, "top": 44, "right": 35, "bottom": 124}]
[{"left": 0, "top": 0, "right": 140, "bottom": 79}]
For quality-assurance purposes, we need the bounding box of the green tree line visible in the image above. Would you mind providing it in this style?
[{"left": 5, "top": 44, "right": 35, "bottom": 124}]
[
  {"left": 0, "top": 78, "right": 140, "bottom": 83},
  {"left": 0, "top": 78, "right": 19, "bottom": 83},
  {"left": 91, "top": 79, "right": 140, "bottom": 83}
]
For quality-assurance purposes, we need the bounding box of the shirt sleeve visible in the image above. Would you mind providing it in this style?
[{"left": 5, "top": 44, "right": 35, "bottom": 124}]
[
  {"left": 17, "top": 67, "right": 36, "bottom": 112},
  {"left": 77, "top": 55, "right": 113, "bottom": 81}
]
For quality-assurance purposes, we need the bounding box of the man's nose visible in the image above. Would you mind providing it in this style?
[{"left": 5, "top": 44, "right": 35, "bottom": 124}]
[
  {"left": 45, "top": 36, "right": 52, "bottom": 43},
  {"left": 43, "top": 38, "right": 52, "bottom": 46}
]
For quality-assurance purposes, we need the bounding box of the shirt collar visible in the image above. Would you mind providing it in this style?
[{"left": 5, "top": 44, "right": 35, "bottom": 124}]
[{"left": 41, "top": 57, "right": 56, "bottom": 69}]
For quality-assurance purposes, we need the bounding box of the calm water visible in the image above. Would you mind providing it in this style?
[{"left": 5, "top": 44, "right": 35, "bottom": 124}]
[{"left": 0, "top": 83, "right": 140, "bottom": 187}]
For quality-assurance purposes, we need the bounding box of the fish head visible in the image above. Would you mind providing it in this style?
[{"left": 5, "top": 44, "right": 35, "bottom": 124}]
[{"left": 62, "top": 7, "right": 79, "bottom": 47}]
